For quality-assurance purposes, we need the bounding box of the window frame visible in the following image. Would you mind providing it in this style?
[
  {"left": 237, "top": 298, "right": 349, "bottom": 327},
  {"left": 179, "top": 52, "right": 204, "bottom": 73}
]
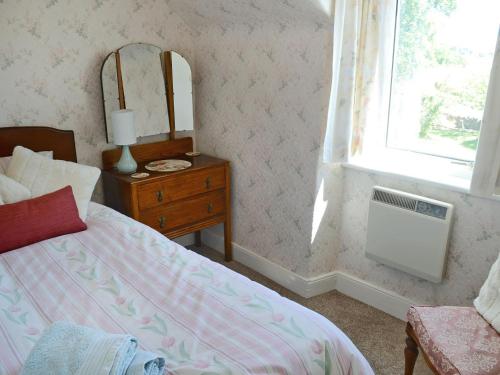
[{"left": 382, "top": 0, "right": 492, "bottom": 165}]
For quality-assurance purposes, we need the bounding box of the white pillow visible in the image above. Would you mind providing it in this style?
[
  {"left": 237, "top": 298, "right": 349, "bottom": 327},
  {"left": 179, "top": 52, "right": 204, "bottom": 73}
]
[
  {"left": 0, "top": 174, "right": 31, "bottom": 204},
  {"left": 474, "top": 251, "right": 500, "bottom": 332},
  {"left": 6, "top": 146, "right": 100, "bottom": 221},
  {"left": 0, "top": 151, "right": 53, "bottom": 174}
]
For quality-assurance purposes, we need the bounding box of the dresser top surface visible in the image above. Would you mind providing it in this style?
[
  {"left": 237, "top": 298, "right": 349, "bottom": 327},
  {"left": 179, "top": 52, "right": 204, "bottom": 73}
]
[{"left": 102, "top": 154, "right": 228, "bottom": 184}]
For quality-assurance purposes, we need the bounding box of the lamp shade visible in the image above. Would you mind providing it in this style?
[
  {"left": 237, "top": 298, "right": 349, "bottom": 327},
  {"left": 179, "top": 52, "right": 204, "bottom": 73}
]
[{"left": 111, "top": 110, "right": 136, "bottom": 145}]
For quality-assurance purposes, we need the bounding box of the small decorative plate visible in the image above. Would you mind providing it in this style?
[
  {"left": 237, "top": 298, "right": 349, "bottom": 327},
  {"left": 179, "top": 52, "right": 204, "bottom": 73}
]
[
  {"left": 145, "top": 159, "right": 192, "bottom": 172},
  {"left": 185, "top": 151, "right": 201, "bottom": 157},
  {"left": 131, "top": 172, "right": 149, "bottom": 179}
]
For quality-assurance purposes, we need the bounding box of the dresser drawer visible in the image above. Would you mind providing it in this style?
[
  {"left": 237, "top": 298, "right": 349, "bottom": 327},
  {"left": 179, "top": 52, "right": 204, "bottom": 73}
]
[
  {"left": 137, "top": 166, "right": 225, "bottom": 210},
  {"left": 139, "top": 189, "right": 225, "bottom": 232}
]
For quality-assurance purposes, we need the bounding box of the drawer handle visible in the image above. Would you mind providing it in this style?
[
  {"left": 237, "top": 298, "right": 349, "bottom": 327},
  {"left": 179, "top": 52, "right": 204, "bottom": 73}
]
[
  {"left": 156, "top": 190, "right": 164, "bottom": 202},
  {"left": 207, "top": 202, "right": 213, "bottom": 213},
  {"left": 205, "top": 177, "right": 211, "bottom": 189},
  {"left": 159, "top": 216, "right": 166, "bottom": 229}
]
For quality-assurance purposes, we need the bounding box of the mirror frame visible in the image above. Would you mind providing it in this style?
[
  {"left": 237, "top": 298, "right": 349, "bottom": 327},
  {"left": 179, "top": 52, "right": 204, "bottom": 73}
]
[{"left": 100, "top": 43, "right": 181, "bottom": 143}]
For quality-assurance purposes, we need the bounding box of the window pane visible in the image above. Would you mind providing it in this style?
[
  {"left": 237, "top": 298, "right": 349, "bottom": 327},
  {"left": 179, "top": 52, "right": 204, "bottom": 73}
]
[{"left": 387, "top": 0, "right": 499, "bottom": 161}]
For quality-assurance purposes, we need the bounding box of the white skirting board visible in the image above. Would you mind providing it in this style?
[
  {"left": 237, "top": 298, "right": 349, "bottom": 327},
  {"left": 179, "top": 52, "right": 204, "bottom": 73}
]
[{"left": 201, "top": 230, "right": 415, "bottom": 321}]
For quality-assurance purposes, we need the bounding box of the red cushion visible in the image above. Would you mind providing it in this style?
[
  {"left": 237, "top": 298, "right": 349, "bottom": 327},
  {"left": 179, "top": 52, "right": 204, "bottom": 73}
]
[{"left": 0, "top": 186, "right": 87, "bottom": 253}]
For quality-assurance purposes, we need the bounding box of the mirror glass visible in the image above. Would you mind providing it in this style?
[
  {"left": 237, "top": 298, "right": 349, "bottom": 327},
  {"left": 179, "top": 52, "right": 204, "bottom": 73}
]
[
  {"left": 171, "top": 52, "right": 194, "bottom": 132},
  {"left": 101, "top": 44, "right": 194, "bottom": 143},
  {"left": 101, "top": 54, "right": 120, "bottom": 142},
  {"left": 120, "top": 44, "right": 169, "bottom": 139}
]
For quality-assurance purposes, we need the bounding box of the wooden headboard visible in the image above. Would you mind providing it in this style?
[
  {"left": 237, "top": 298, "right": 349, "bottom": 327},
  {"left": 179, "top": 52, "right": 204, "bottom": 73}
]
[{"left": 0, "top": 126, "right": 77, "bottom": 162}]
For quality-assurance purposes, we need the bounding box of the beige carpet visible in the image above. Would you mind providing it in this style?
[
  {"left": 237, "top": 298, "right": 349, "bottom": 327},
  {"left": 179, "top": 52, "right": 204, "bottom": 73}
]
[{"left": 190, "top": 245, "right": 433, "bottom": 375}]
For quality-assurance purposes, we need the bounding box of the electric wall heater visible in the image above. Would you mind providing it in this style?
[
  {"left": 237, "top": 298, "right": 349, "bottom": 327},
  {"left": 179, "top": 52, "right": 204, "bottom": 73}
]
[{"left": 365, "top": 186, "right": 453, "bottom": 283}]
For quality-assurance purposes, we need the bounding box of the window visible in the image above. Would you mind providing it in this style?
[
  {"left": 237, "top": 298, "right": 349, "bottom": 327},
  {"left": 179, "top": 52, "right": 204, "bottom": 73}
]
[{"left": 386, "top": 0, "right": 499, "bottom": 163}]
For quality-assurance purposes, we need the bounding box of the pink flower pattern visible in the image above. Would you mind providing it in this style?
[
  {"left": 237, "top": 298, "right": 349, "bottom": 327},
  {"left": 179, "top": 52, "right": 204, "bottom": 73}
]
[{"left": 161, "top": 336, "right": 176, "bottom": 348}]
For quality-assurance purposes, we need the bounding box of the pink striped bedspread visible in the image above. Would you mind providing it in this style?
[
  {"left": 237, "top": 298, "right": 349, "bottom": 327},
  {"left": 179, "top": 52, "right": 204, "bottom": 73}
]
[{"left": 0, "top": 202, "right": 373, "bottom": 375}]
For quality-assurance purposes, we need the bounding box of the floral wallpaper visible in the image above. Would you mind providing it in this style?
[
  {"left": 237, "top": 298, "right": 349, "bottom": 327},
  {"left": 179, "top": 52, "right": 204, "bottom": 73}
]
[
  {"left": 0, "top": 0, "right": 195, "bottom": 199},
  {"left": 171, "top": 0, "right": 499, "bottom": 307},
  {"left": 183, "top": 14, "right": 338, "bottom": 276},
  {"left": 0, "top": 0, "right": 498, "bottom": 308},
  {"left": 339, "top": 169, "right": 500, "bottom": 306}
]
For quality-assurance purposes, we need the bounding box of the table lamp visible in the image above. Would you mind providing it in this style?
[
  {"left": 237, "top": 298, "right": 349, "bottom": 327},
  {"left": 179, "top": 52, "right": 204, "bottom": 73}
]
[{"left": 111, "top": 109, "right": 137, "bottom": 174}]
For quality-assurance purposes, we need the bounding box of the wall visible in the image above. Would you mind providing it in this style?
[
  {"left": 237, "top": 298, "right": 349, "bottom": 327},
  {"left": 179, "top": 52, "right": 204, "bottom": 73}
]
[
  {"left": 339, "top": 168, "right": 500, "bottom": 306},
  {"left": 170, "top": 0, "right": 498, "bottom": 306},
  {"left": 0, "top": 0, "right": 195, "bottom": 200},
  {"left": 168, "top": 0, "right": 340, "bottom": 277}
]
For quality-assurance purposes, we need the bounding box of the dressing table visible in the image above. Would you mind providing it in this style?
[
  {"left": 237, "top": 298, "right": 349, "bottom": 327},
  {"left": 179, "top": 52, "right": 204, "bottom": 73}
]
[{"left": 100, "top": 43, "right": 232, "bottom": 261}]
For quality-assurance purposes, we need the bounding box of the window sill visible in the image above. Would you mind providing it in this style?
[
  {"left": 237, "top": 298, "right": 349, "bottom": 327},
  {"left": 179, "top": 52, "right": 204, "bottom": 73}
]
[{"left": 343, "top": 150, "right": 473, "bottom": 194}]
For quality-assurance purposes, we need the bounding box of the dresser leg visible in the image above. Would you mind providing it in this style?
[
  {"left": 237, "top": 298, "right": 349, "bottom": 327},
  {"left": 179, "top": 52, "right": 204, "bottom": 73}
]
[
  {"left": 224, "top": 221, "right": 232, "bottom": 261},
  {"left": 224, "top": 162, "right": 232, "bottom": 262},
  {"left": 195, "top": 231, "right": 202, "bottom": 247}
]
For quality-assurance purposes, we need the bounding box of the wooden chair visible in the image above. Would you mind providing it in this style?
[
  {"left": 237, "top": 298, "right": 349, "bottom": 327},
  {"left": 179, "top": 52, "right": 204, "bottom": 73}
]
[{"left": 404, "top": 306, "right": 500, "bottom": 375}]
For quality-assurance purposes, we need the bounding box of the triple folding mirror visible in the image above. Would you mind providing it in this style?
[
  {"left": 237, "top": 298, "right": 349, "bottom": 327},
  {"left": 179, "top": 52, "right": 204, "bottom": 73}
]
[{"left": 101, "top": 43, "right": 193, "bottom": 143}]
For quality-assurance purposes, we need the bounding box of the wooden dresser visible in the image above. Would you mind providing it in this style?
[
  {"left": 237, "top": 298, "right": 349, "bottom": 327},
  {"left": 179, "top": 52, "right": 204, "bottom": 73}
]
[{"left": 101, "top": 137, "right": 232, "bottom": 261}]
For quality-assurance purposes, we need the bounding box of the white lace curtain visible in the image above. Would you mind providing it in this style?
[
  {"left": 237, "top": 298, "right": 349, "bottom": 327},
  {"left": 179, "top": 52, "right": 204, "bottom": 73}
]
[
  {"left": 471, "top": 30, "right": 500, "bottom": 197},
  {"left": 325, "top": 1, "right": 500, "bottom": 200},
  {"left": 323, "top": 0, "right": 396, "bottom": 163}
]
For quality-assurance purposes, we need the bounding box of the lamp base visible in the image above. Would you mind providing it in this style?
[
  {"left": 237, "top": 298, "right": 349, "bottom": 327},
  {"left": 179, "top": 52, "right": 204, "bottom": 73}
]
[{"left": 116, "top": 145, "right": 137, "bottom": 174}]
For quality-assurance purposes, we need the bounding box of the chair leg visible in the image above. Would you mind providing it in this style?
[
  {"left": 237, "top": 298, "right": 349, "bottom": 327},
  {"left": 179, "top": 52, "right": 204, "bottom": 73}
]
[{"left": 404, "top": 332, "right": 419, "bottom": 375}]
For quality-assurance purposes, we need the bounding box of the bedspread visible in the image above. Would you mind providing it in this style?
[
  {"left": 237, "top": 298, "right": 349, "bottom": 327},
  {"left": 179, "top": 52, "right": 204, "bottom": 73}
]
[{"left": 0, "top": 203, "right": 373, "bottom": 375}]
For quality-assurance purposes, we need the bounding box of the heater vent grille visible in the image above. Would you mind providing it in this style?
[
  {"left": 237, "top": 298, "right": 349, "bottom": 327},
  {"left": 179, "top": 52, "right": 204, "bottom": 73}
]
[
  {"left": 373, "top": 189, "right": 418, "bottom": 211},
  {"left": 372, "top": 187, "right": 449, "bottom": 220}
]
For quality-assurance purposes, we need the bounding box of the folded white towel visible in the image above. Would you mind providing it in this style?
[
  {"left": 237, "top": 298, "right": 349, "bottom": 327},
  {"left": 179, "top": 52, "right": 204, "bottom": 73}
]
[
  {"left": 21, "top": 321, "right": 137, "bottom": 375},
  {"left": 125, "top": 351, "right": 165, "bottom": 375},
  {"left": 474, "top": 251, "right": 500, "bottom": 332}
]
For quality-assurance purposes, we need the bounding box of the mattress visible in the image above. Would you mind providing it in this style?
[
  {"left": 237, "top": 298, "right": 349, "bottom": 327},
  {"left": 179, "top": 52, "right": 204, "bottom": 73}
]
[{"left": 0, "top": 202, "right": 373, "bottom": 375}]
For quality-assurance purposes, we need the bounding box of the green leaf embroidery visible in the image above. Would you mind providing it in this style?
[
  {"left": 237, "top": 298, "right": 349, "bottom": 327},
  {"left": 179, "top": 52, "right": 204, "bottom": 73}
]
[
  {"left": 199, "top": 265, "right": 214, "bottom": 278},
  {"left": 13, "top": 289, "right": 21, "bottom": 304},
  {"left": 127, "top": 300, "right": 136, "bottom": 315},
  {"left": 210, "top": 287, "right": 235, "bottom": 297},
  {"left": 253, "top": 295, "right": 273, "bottom": 312},
  {"left": 0, "top": 292, "right": 15, "bottom": 305},
  {"left": 324, "top": 342, "right": 332, "bottom": 375},
  {"left": 244, "top": 303, "right": 267, "bottom": 310},
  {"left": 213, "top": 356, "right": 233, "bottom": 375},
  {"left": 49, "top": 241, "right": 67, "bottom": 253},
  {"left": 154, "top": 314, "right": 168, "bottom": 335},
  {"left": 179, "top": 341, "right": 191, "bottom": 360},
  {"left": 313, "top": 359, "right": 326, "bottom": 371},
  {"left": 140, "top": 325, "right": 164, "bottom": 335},
  {"left": 97, "top": 287, "right": 119, "bottom": 296},
  {"left": 270, "top": 322, "right": 303, "bottom": 338},
  {"left": 111, "top": 305, "right": 133, "bottom": 317},
  {"left": 2, "top": 308, "right": 19, "bottom": 324},
  {"left": 290, "top": 317, "right": 306, "bottom": 338},
  {"left": 18, "top": 311, "right": 28, "bottom": 325},
  {"left": 224, "top": 283, "right": 237, "bottom": 296},
  {"left": 76, "top": 271, "right": 94, "bottom": 281},
  {"left": 107, "top": 276, "right": 120, "bottom": 295},
  {"left": 24, "top": 336, "right": 38, "bottom": 343}
]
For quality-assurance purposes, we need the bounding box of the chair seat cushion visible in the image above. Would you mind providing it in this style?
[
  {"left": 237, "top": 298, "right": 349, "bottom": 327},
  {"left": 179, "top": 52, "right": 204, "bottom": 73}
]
[{"left": 408, "top": 306, "right": 500, "bottom": 375}]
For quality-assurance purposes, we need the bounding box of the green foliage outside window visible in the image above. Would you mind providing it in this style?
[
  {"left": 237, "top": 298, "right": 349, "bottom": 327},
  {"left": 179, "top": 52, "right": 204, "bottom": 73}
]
[{"left": 394, "top": 0, "right": 489, "bottom": 152}]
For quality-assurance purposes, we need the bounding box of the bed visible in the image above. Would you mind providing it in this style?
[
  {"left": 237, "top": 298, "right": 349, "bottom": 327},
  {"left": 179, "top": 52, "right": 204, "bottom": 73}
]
[{"left": 0, "top": 127, "right": 373, "bottom": 375}]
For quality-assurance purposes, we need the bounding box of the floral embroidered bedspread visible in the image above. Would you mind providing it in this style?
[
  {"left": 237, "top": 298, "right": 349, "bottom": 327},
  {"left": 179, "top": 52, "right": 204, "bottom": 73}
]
[{"left": 0, "top": 203, "right": 373, "bottom": 375}]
